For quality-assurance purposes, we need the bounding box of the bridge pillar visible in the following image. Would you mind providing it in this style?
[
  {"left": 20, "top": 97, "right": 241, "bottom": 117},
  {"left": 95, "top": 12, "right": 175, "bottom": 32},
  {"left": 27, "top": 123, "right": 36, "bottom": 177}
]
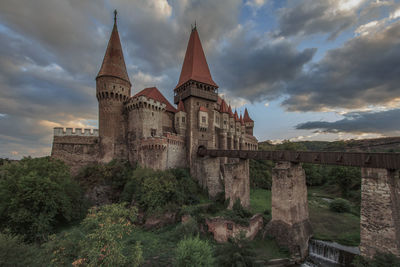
[
  {"left": 360, "top": 168, "right": 400, "bottom": 258},
  {"left": 222, "top": 158, "right": 250, "bottom": 209},
  {"left": 266, "top": 161, "right": 312, "bottom": 260}
]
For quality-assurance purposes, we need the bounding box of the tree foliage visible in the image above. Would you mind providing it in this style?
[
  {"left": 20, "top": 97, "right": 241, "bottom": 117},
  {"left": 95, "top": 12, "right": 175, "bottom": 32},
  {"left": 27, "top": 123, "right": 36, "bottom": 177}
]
[
  {"left": 0, "top": 157, "right": 87, "bottom": 241},
  {"left": 174, "top": 236, "right": 214, "bottom": 267},
  {"left": 215, "top": 232, "right": 256, "bottom": 267}
]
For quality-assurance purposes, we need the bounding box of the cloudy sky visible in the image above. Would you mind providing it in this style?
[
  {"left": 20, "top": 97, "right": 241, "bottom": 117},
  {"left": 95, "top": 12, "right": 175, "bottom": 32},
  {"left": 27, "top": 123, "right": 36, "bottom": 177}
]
[{"left": 1, "top": 0, "right": 400, "bottom": 158}]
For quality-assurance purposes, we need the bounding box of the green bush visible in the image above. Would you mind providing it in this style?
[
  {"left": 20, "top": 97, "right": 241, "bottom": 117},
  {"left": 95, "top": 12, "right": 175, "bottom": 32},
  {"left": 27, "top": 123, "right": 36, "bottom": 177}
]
[
  {"left": 215, "top": 232, "right": 256, "bottom": 267},
  {"left": 174, "top": 236, "right": 214, "bottom": 267},
  {"left": 0, "top": 157, "right": 87, "bottom": 241},
  {"left": 78, "top": 203, "right": 143, "bottom": 267},
  {"left": 249, "top": 159, "right": 272, "bottom": 189},
  {"left": 329, "top": 198, "right": 351, "bottom": 213},
  {"left": 122, "top": 168, "right": 200, "bottom": 213},
  {"left": 0, "top": 232, "right": 45, "bottom": 267},
  {"left": 174, "top": 217, "right": 200, "bottom": 238},
  {"left": 76, "top": 159, "right": 134, "bottom": 191}
]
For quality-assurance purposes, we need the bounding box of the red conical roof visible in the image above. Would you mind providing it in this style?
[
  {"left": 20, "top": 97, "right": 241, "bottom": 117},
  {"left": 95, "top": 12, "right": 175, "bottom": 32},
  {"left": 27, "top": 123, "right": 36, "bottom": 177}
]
[
  {"left": 234, "top": 110, "right": 239, "bottom": 121},
  {"left": 175, "top": 28, "right": 218, "bottom": 89},
  {"left": 97, "top": 14, "right": 130, "bottom": 84},
  {"left": 134, "top": 87, "right": 177, "bottom": 113},
  {"left": 177, "top": 100, "right": 185, "bottom": 112},
  {"left": 219, "top": 99, "right": 229, "bottom": 113},
  {"left": 240, "top": 114, "right": 245, "bottom": 125},
  {"left": 243, "top": 108, "right": 254, "bottom": 123},
  {"left": 228, "top": 105, "right": 234, "bottom": 118}
]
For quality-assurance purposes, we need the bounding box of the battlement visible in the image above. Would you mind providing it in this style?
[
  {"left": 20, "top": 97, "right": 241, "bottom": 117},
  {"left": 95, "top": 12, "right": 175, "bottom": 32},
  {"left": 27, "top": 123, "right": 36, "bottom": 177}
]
[
  {"left": 54, "top": 127, "right": 99, "bottom": 136},
  {"left": 125, "top": 95, "right": 166, "bottom": 112}
]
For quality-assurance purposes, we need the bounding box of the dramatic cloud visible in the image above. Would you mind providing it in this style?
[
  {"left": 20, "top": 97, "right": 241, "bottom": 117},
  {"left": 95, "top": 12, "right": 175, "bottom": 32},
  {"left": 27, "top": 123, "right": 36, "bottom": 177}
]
[
  {"left": 213, "top": 25, "right": 316, "bottom": 102},
  {"left": 283, "top": 20, "right": 400, "bottom": 112},
  {"left": 296, "top": 109, "right": 400, "bottom": 135}
]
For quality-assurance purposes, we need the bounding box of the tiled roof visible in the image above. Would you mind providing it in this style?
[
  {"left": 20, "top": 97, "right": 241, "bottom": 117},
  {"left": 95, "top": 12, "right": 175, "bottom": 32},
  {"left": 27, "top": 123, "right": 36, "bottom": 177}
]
[
  {"left": 243, "top": 108, "right": 254, "bottom": 123},
  {"left": 175, "top": 28, "right": 218, "bottom": 89},
  {"left": 97, "top": 20, "right": 130, "bottom": 84},
  {"left": 240, "top": 114, "right": 245, "bottom": 125},
  {"left": 228, "top": 105, "right": 234, "bottom": 118},
  {"left": 134, "top": 87, "right": 177, "bottom": 113},
  {"left": 219, "top": 99, "right": 229, "bottom": 113},
  {"left": 199, "top": 106, "right": 208, "bottom": 112},
  {"left": 234, "top": 110, "right": 240, "bottom": 121}
]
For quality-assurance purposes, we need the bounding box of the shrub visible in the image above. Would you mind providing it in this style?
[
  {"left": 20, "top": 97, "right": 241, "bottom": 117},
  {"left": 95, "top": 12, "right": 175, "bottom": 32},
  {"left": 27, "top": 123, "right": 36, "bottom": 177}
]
[
  {"left": 174, "top": 217, "right": 200, "bottom": 239},
  {"left": 0, "top": 157, "right": 87, "bottom": 241},
  {"left": 76, "top": 159, "right": 134, "bottom": 191},
  {"left": 174, "top": 236, "right": 214, "bottom": 267},
  {"left": 0, "top": 232, "right": 44, "bottom": 267},
  {"left": 329, "top": 198, "right": 351, "bottom": 213},
  {"left": 122, "top": 168, "right": 200, "bottom": 213},
  {"left": 78, "top": 203, "right": 143, "bottom": 267},
  {"left": 215, "top": 232, "right": 256, "bottom": 267}
]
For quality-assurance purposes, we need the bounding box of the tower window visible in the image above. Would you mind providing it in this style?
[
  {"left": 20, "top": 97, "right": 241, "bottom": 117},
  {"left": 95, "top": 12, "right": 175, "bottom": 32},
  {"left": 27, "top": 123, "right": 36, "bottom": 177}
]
[
  {"left": 182, "top": 117, "right": 185, "bottom": 123},
  {"left": 151, "top": 129, "right": 156, "bottom": 137},
  {"left": 113, "top": 85, "right": 115, "bottom": 89},
  {"left": 202, "top": 116, "right": 206, "bottom": 123},
  {"left": 197, "top": 102, "right": 199, "bottom": 106}
]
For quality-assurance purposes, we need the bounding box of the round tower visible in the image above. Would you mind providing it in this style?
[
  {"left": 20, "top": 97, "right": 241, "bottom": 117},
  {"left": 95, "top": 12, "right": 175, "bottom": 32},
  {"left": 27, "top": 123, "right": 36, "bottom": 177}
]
[{"left": 96, "top": 10, "right": 131, "bottom": 162}]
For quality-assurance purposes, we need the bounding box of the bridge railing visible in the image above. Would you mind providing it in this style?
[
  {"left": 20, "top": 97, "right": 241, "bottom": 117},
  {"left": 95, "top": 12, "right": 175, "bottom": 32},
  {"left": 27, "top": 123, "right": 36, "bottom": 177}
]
[{"left": 197, "top": 147, "right": 400, "bottom": 169}]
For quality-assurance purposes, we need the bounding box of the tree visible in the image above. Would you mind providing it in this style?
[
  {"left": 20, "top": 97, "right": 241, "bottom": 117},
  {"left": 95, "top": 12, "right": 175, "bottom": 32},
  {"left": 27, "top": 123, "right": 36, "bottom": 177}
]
[
  {"left": 0, "top": 157, "right": 87, "bottom": 241},
  {"left": 174, "top": 236, "right": 214, "bottom": 267}
]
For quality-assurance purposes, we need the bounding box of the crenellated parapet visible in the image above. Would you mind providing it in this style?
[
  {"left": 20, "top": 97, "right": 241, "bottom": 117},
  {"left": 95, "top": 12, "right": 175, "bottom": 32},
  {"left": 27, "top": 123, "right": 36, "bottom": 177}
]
[
  {"left": 125, "top": 95, "right": 166, "bottom": 112},
  {"left": 54, "top": 127, "right": 99, "bottom": 136}
]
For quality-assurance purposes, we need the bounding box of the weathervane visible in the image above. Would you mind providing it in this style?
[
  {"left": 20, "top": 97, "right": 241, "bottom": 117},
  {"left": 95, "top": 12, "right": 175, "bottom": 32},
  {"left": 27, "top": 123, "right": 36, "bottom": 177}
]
[{"left": 114, "top": 9, "right": 117, "bottom": 24}]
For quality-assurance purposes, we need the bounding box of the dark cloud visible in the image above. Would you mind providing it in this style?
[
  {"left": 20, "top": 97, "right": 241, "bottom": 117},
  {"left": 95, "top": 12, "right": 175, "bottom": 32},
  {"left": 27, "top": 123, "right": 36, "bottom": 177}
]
[
  {"left": 276, "top": 0, "right": 359, "bottom": 39},
  {"left": 296, "top": 109, "right": 400, "bottom": 134},
  {"left": 282, "top": 20, "right": 400, "bottom": 112},
  {"left": 212, "top": 27, "right": 316, "bottom": 101}
]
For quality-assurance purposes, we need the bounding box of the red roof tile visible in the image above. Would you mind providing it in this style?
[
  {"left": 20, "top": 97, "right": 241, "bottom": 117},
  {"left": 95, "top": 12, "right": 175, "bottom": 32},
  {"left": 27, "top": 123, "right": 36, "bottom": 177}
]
[
  {"left": 199, "top": 106, "right": 208, "bottom": 112},
  {"left": 240, "top": 114, "right": 245, "bottom": 125},
  {"left": 175, "top": 28, "right": 218, "bottom": 89},
  {"left": 219, "top": 99, "right": 229, "bottom": 113},
  {"left": 234, "top": 110, "right": 240, "bottom": 121},
  {"left": 177, "top": 100, "right": 185, "bottom": 112},
  {"left": 228, "top": 105, "right": 234, "bottom": 118},
  {"left": 134, "top": 87, "right": 177, "bottom": 113},
  {"left": 97, "top": 17, "right": 130, "bottom": 84},
  {"left": 243, "top": 108, "right": 254, "bottom": 123}
]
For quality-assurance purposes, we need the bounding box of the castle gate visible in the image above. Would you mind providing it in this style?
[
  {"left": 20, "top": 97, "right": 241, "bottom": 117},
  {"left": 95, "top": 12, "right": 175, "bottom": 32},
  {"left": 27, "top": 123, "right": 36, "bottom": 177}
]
[{"left": 198, "top": 147, "right": 400, "bottom": 259}]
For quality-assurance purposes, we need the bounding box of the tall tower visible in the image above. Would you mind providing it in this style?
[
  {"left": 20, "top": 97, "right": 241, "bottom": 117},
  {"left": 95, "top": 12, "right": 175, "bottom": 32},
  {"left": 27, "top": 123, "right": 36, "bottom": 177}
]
[
  {"left": 96, "top": 10, "right": 131, "bottom": 162},
  {"left": 174, "top": 26, "right": 220, "bottom": 193}
]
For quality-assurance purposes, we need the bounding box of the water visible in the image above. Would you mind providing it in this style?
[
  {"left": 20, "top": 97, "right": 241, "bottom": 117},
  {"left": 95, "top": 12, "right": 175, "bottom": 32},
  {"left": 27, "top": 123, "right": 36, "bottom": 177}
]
[{"left": 301, "top": 239, "right": 360, "bottom": 267}]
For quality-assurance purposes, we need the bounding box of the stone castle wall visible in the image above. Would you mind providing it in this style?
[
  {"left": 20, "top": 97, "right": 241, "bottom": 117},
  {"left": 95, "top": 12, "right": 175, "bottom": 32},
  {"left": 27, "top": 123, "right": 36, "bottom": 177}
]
[
  {"left": 51, "top": 128, "right": 100, "bottom": 174},
  {"left": 360, "top": 168, "right": 400, "bottom": 258},
  {"left": 223, "top": 159, "right": 250, "bottom": 208}
]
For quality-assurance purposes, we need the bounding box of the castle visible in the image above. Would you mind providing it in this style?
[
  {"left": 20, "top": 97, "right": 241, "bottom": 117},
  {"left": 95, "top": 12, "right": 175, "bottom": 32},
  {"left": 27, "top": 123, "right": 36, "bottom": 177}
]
[{"left": 51, "top": 12, "right": 258, "bottom": 202}]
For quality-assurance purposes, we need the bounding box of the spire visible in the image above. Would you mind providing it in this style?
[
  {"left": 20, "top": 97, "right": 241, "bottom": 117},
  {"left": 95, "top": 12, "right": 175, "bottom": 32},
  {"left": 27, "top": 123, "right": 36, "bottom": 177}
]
[
  {"left": 219, "top": 99, "right": 229, "bottom": 113},
  {"left": 177, "top": 100, "right": 185, "bottom": 112},
  {"left": 97, "top": 10, "right": 131, "bottom": 84},
  {"left": 243, "top": 108, "right": 254, "bottom": 123},
  {"left": 234, "top": 110, "right": 239, "bottom": 121},
  {"left": 228, "top": 105, "right": 234, "bottom": 118},
  {"left": 240, "top": 114, "right": 245, "bottom": 125},
  {"left": 175, "top": 27, "right": 218, "bottom": 89}
]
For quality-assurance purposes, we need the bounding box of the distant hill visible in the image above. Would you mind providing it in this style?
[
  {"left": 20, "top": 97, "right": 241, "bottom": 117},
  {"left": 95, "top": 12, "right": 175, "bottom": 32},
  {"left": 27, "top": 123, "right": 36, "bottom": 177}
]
[{"left": 259, "top": 137, "right": 400, "bottom": 153}]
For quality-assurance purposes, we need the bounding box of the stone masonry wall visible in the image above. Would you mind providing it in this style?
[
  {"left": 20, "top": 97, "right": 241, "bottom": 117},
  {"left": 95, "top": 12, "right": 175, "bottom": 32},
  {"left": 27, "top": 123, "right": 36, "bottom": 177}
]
[
  {"left": 51, "top": 135, "right": 99, "bottom": 175},
  {"left": 223, "top": 159, "right": 250, "bottom": 209},
  {"left": 266, "top": 161, "right": 312, "bottom": 260},
  {"left": 360, "top": 168, "right": 400, "bottom": 258}
]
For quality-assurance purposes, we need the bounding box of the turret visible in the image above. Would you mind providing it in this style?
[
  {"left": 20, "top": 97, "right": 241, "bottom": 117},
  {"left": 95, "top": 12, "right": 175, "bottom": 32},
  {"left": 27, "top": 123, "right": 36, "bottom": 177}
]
[
  {"left": 175, "top": 100, "right": 187, "bottom": 136},
  {"left": 96, "top": 10, "right": 131, "bottom": 161},
  {"left": 243, "top": 108, "right": 254, "bottom": 136}
]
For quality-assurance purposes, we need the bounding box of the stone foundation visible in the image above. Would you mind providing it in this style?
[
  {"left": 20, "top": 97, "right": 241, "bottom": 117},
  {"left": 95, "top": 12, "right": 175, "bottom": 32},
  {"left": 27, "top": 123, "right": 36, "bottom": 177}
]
[
  {"left": 266, "top": 161, "right": 312, "bottom": 260},
  {"left": 206, "top": 214, "right": 263, "bottom": 243},
  {"left": 360, "top": 168, "right": 400, "bottom": 258},
  {"left": 223, "top": 159, "right": 250, "bottom": 209}
]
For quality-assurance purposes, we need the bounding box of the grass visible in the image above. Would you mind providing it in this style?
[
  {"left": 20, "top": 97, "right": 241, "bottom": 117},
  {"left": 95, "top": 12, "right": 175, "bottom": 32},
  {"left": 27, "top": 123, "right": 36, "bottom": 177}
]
[
  {"left": 250, "top": 188, "right": 360, "bottom": 247},
  {"left": 250, "top": 188, "right": 271, "bottom": 214}
]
